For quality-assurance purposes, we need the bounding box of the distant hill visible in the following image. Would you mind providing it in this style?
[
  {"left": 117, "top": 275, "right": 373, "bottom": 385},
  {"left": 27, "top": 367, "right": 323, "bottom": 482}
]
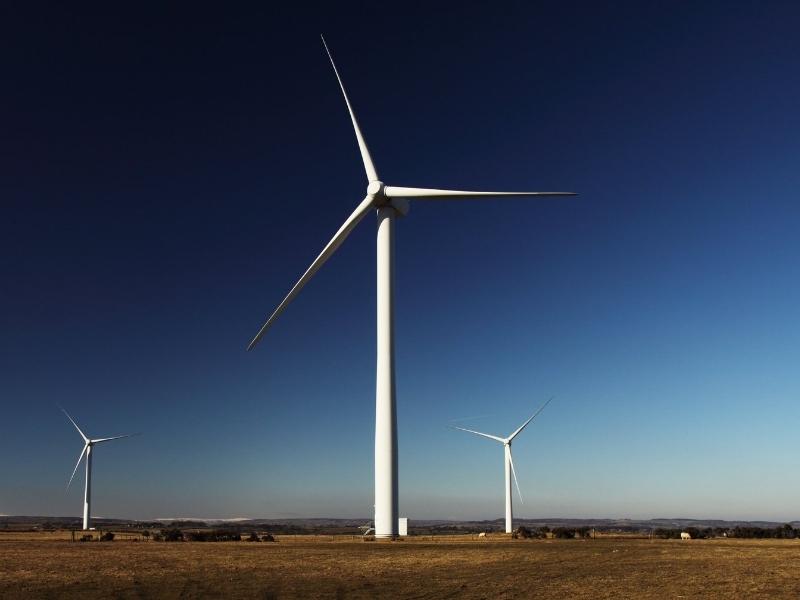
[{"left": 3, "top": 515, "right": 798, "bottom": 531}]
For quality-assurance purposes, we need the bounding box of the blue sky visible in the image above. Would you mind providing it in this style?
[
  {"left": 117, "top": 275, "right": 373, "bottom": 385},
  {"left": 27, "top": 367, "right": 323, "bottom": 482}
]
[{"left": 1, "top": 2, "right": 799, "bottom": 521}]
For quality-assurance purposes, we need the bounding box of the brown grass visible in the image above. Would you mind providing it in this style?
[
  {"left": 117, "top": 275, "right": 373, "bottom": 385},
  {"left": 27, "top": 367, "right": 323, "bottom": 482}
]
[{"left": 1, "top": 533, "right": 799, "bottom": 599}]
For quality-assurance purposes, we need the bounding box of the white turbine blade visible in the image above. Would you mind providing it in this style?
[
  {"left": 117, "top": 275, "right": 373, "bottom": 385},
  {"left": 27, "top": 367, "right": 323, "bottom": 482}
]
[
  {"left": 67, "top": 444, "right": 88, "bottom": 489},
  {"left": 508, "top": 448, "right": 524, "bottom": 504},
  {"left": 507, "top": 397, "right": 554, "bottom": 442},
  {"left": 384, "top": 186, "right": 576, "bottom": 200},
  {"left": 248, "top": 195, "right": 375, "bottom": 350},
  {"left": 92, "top": 433, "right": 139, "bottom": 444},
  {"left": 61, "top": 408, "right": 89, "bottom": 443},
  {"left": 450, "top": 426, "right": 505, "bottom": 444},
  {"left": 321, "top": 36, "right": 379, "bottom": 183}
]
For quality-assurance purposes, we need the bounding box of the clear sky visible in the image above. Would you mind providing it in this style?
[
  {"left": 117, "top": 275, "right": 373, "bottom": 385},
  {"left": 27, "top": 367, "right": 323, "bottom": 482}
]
[{"left": 2, "top": 2, "right": 799, "bottom": 522}]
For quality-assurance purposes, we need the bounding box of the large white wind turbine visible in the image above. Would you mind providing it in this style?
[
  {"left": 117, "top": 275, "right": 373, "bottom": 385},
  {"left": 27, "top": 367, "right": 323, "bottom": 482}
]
[
  {"left": 452, "top": 398, "right": 553, "bottom": 533},
  {"left": 247, "top": 38, "right": 574, "bottom": 539},
  {"left": 62, "top": 408, "right": 138, "bottom": 530}
]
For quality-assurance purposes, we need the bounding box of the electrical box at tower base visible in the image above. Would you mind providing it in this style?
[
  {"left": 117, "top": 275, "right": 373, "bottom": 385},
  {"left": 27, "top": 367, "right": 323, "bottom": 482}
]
[{"left": 398, "top": 517, "right": 408, "bottom": 536}]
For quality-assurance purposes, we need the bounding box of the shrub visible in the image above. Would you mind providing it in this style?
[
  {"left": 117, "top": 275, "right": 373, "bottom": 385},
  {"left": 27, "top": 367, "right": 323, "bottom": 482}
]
[
  {"left": 261, "top": 533, "right": 276, "bottom": 542},
  {"left": 183, "top": 529, "right": 243, "bottom": 542},
  {"left": 247, "top": 532, "right": 261, "bottom": 542},
  {"left": 552, "top": 527, "right": 577, "bottom": 539},
  {"left": 513, "top": 526, "right": 533, "bottom": 539},
  {"left": 654, "top": 528, "right": 681, "bottom": 539},
  {"left": 213, "top": 530, "right": 241, "bottom": 542},
  {"left": 79, "top": 534, "right": 93, "bottom": 542},
  {"left": 99, "top": 532, "right": 115, "bottom": 542},
  {"left": 160, "top": 528, "right": 184, "bottom": 542},
  {"left": 776, "top": 524, "right": 797, "bottom": 539}
]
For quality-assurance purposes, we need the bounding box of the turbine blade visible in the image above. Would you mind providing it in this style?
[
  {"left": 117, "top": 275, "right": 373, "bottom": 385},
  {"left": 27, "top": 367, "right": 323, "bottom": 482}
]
[
  {"left": 450, "top": 426, "right": 505, "bottom": 444},
  {"left": 321, "top": 36, "right": 379, "bottom": 183},
  {"left": 508, "top": 448, "right": 524, "bottom": 504},
  {"left": 384, "top": 186, "right": 576, "bottom": 200},
  {"left": 92, "top": 433, "right": 140, "bottom": 444},
  {"left": 248, "top": 195, "right": 375, "bottom": 350},
  {"left": 508, "top": 397, "right": 554, "bottom": 442},
  {"left": 61, "top": 408, "right": 89, "bottom": 443},
  {"left": 67, "top": 444, "right": 87, "bottom": 489}
]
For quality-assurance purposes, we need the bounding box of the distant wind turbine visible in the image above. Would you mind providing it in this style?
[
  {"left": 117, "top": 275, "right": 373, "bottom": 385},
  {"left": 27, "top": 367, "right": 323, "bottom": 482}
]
[
  {"left": 62, "top": 408, "right": 138, "bottom": 530},
  {"left": 452, "top": 398, "right": 553, "bottom": 533},
  {"left": 247, "top": 37, "right": 575, "bottom": 539}
]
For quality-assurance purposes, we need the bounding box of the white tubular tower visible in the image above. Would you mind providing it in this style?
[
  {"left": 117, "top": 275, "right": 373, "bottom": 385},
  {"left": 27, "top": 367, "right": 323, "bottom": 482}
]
[
  {"left": 452, "top": 398, "right": 553, "bottom": 534},
  {"left": 374, "top": 206, "right": 399, "bottom": 537},
  {"left": 246, "top": 37, "right": 573, "bottom": 540},
  {"left": 83, "top": 445, "right": 92, "bottom": 530},
  {"left": 62, "top": 407, "right": 138, "bottom": 531}
]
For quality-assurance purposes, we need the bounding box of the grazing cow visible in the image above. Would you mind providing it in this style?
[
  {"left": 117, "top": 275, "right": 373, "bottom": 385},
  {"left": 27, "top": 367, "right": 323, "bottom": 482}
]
[
  {"left": 478, "top": 532, "right": 487, "bottom": 538},
  {"left": 680, "top": 532, "right": 691, "bottom": 540}
]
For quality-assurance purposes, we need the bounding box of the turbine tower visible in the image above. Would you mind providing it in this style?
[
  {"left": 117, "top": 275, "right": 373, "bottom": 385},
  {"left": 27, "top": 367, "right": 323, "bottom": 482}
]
[
  {"left": 453, "top": 398, "right": 552, "bottom": 533},
  {"left": 247, "top": 38, "right": 575, "bottom": 539},
  {"left": 62, "top": 408, "right": 138, "bottom": 530}
]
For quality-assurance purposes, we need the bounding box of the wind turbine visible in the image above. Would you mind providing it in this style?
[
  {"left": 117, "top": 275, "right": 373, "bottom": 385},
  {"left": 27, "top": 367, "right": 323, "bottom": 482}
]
[
  {"left": 247, "top": 37, "right": 575, "bottom": 539},
  {"left": 452, "top": 398, "right": 553, "bottom": 533},
  {"left": 62, "top": 408, "right": 138, "bottom": 530}
]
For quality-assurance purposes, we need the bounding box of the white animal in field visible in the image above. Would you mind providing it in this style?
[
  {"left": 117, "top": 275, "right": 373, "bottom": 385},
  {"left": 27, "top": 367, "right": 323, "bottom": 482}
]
[
  {"left": 478, "top": 532, "right": 487, "bottom": 538},
  {"left": 680, "top": 532, "right": 691, "bottom": 540}
]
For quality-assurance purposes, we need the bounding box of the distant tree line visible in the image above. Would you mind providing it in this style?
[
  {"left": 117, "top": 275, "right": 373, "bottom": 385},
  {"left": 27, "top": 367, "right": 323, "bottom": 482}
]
[
  {"left": 429, "top": 524, "right": 499, "bottom": 534},
  {"left": 185, "top": 530, "right": 242, "bottom": 542},
  {"left": 653, "top": 524, "right": 798, "bottom": 539},
  {"left": 151, "top": 528, "right": 276, "bottom": 542},
  {"left": 513, "top": 526, "right": 594, "bottom": 539},
  {"left": 654, "top": 527, "right": 706, "bottom": 539},
  {"left": 77, "top": 531, "right": 115, "bottom": 542}
]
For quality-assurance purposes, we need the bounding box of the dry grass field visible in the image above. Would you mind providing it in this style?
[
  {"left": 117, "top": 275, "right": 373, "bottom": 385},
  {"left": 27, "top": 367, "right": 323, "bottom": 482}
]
[{"left": 1, "top": 533, "right": 799, "bottom": 599}]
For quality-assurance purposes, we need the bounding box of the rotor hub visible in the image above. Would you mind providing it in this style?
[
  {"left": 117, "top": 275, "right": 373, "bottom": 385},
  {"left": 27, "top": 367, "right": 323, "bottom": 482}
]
[{"left": 367, "top": 181, "right": 410, "bottom": 217}]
